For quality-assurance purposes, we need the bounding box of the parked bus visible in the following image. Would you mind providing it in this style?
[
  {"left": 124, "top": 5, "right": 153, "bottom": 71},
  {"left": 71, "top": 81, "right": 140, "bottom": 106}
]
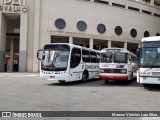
[
  {"left": 37, "top": 43, "right": 100, "bottom": 83},
  {"left": 99, "top": 48, "right": 137, "bottom": 84},
  {"left": 137, "top": 36, "right": 160, "bottom": 87}
]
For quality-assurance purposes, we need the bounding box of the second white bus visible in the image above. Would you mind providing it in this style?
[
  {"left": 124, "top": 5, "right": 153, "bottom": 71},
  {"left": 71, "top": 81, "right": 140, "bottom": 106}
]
[
  {"left": 37, "top": 43, "right": 100, "bottom": 83},
  {"left": 137, "top": 36, "right": 160, "bottom": 87},
  {"left": 99, "top": 48, "right": 137, "bottom": 84}
]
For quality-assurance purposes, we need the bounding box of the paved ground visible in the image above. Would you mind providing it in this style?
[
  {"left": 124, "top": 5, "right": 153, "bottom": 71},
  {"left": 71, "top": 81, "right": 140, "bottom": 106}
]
[{"left": 0, "top": 73, "right": 160, "bottom": 120}]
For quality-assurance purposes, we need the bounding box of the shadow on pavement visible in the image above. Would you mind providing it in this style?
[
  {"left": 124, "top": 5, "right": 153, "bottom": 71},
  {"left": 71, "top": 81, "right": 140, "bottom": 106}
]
[
  {"left": 100, "top": 78, "right": 142, "bottom": 87},
  {"left": 143, "top": 84, "right": 160, "bottom": 92},
  {"left": 47, "top": 78, "right": 100, "bottom": 86},
  {"left": 47, "top": 77, "right": 143, "bottom": 87}
]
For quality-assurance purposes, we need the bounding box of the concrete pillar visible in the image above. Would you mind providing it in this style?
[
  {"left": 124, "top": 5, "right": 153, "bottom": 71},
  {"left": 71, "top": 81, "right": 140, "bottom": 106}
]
[
  {"left": 9, "top": 39, "right": 14, "bottom": 72},
  {"left": 138, "top": 43, "right": 141, "bottom": 48},
  {"left": 124, "top": 42, "right": 127, "bottom": 49},
  {"left": 108, "top": 41, "right": 111, "bottom": 48},
  {"left": 99, "top": 44, "right": 102, "bottom": 50},
  {"left": 150, "top": 0, "right": 154, "bottom": 6},
  {"left": 138, "top": 0, "right": 143, "bottom": 2},
  {"left": 19, "top": 12, "right": 28, "bottom": 72},
  {"left": 109, "top": 1, "right": 112, "bottom": 6},
  {"left": 89, "top": 39, "right": 93, "bottom": 49},
  {"left": 69, "top": 37, "right": 73, "bottom": 44},
  {"left": 0, "top": 13, "right": 6, "bottom": 72},
  {"left": 33, "top": 0, "right": 41, "bottom": 72}
]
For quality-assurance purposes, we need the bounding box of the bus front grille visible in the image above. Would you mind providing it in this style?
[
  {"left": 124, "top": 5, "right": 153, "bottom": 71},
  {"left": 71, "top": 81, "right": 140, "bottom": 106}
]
[{"left": 103, "top": 69, "right": 127, "bottom": 74}]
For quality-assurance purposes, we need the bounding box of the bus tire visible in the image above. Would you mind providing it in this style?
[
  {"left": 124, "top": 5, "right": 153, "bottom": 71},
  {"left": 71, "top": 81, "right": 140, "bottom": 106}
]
[
  {"left": 58, "top": 81, "right": 66, "bottom": 84},
  {"left": 105, "top": 80, "right": 109, "bottom": 84},
  {"left": 143, "top": 84, "right": 150, "bottom": 88},
  {"left": 82, "top": 72, "right": 87, "bottom": 82}
]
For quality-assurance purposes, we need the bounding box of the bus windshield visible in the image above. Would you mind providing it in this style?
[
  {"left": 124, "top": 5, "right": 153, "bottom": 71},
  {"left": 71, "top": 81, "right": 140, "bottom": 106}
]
[
  {"left": 41, "top": 45, "right": 70, "bottom": 71},
  {"left": 114, "top": 53, "right": 128, "bottom": 63},
  {"left": 101, "top": 52, "right": 113, "bottom": 63},
  {"left": 101, "top": 52, "right": 128, "bottom": 63},
  {"left": 140, "top": 47, "right": 160, "bottom": 68}
]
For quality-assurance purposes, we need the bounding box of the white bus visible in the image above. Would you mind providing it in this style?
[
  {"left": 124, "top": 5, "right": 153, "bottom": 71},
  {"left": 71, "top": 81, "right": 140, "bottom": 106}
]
[
  {"left": 99, "top": 48, "right": 137, "bottom": 84},
  {"left": 37, "top": 43, "right": 100, "bottom": 83},
  {"left": 137, "top": 36, "right": 160, "bottom": 87}
]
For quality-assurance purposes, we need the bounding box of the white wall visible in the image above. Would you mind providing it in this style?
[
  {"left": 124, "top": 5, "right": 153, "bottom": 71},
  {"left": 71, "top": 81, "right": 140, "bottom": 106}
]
[
  {"left": 39, "top": 0, "right": 160, "bottom": 43},
  {"left": 33, "top": 0, "right": 160, "bottom": 72}
]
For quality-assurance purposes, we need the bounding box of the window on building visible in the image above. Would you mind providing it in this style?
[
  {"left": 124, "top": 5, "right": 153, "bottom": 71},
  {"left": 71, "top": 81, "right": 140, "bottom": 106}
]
[
  {"left": 112, "top": 3, "right": 125, "bottom": 8},
  {"left": 94, "top": 0, "right": 109, "bottom": 5},
  {"left": 55, "top": 18, "right": 66, "bottom": 29},
  {"left": 154, "top": 13, "right": 160, "bottom": 17},
  {"left": 128, "top": 6, "right": 140, "bottom": 11},
  {"left": 97, "top": 24, "right": 106, "bottom": 34},
  {"left": 115, "top": 26, "right": 123, "bottom": 36},
  {"left": 144, "top": 31, "right": 150, "bottom": 37},
  {"left": 130, "top": 28, "right": 137, "bottom": 38},
  {"left": 77, "top": 21, "right": 87, "bottom": 31},
  {"left": 142, "top": 10, "right": 152, "bottom": 15}
]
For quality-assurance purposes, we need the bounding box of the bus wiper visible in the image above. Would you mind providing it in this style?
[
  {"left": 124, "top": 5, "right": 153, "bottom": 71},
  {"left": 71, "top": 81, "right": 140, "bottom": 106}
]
[
  {"left": 144, "top": 54, "right": 158, "bottom": 72},
  {"left": 151, "top": 54, "right": 158, "bottom": 67}
]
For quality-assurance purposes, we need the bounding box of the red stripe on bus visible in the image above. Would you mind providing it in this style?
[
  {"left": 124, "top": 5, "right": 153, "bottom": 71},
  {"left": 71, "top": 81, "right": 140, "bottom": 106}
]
[{"left": 99, "top": 75, "right": 128, "bottom": 80}]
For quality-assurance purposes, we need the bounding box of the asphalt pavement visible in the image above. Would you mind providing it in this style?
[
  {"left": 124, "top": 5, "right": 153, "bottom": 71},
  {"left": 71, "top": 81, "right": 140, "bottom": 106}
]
[{"left": 0, "top": 73, "right": 160, "bottom": 120}]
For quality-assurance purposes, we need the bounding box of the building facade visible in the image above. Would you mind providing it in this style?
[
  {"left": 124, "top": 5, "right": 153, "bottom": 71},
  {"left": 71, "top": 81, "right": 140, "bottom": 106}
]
[{"left": 0, "top": 0, "right": 160, "bottom": 72}]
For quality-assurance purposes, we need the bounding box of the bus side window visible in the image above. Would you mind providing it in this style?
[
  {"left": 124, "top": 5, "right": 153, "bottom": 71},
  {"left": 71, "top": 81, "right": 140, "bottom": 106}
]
[
  {"left": 90, "top": 51, "right": 97, "bottom": 63},
  {"left": 70, "top": 48, "right": 81, "bottom": 68},
  {"left": 97, "top": 53, "right": 100, "bottom": 63},
  {"left": 129, "top": 54, "right": 132, "bottom": 62},
  {"left": 82, "top": 50, "right": 90, "bottom": 63}
]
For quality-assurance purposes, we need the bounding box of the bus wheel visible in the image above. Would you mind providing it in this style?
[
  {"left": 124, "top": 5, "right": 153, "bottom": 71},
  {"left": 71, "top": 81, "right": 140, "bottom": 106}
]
[
  {"left": 82, "top": 72, "right": 87, "bottom": 82},
  {"left": 58, "top": 81, "right": 66, "bottom": 84},
  {"left": 105, "top": 80, "right": 109, "bottom": 84},
  {"left": 143, "top": 84, "right": 150, "bottom": 88}
]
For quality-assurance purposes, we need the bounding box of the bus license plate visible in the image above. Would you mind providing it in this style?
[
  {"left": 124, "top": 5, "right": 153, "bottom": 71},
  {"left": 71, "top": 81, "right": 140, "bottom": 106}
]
[
  {"left": 50, "top": 76, "right": 55, "bottom": 78},
  {"left": 110, "top": 76, "right": 114, "bottom": 79}
]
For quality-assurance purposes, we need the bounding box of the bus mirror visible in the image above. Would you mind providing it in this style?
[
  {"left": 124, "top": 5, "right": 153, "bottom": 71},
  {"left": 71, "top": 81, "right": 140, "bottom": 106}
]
[
  {"left": 37, "top": 49, "right": 43, "bottom": 60},
  {"left": 137, "top": 48, "right": 140, "bottom": 58},
  {"left": 136, "top": 48, "right": 141, "bottom": 67}
]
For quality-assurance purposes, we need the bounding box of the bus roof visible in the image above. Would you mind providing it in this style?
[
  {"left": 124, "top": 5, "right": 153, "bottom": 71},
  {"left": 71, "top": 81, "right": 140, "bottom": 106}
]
[
  {"left": 101, "top": 48, "right": 136, "bottom": 57},
  {"left": 101, "top": 48, "right": 128, "bottom": 52},
  {"left": 44, "top": 43, "right": 100, "bottom": 53},
  {"left": 142, "top": 36, "right": 160, "bottom": 42}
]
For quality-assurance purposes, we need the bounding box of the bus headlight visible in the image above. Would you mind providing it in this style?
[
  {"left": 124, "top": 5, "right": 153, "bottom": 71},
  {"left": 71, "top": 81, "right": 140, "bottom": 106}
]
[
  {"left": 100, "top": 69, "right": 104, "bottom": 73},
  {"left": 121, "top": 70, "right": 127, "bottom": 73}
]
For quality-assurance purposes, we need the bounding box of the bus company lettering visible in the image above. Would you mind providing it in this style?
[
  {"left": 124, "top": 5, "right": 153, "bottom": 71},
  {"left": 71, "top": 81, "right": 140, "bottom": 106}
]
[
  {"left": 85, "top": 65, "right": 99, "bottom": 69},
  {"left": 0, "top": 0, "right": 26, "bottom": 6}
]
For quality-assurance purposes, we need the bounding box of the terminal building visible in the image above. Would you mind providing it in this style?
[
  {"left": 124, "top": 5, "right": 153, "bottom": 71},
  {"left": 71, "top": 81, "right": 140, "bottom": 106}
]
[{"left": 0, "top": 0, "right": 160, "bottom": 72}]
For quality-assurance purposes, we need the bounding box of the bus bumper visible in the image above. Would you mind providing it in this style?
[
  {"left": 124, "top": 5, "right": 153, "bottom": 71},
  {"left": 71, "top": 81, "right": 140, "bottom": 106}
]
[
  {"left": 139, "top": 77, "right": 160, "bottom": 84},
  {"left": 99, "top": 74, "right": 128, "bottom": 80},
  {"left": 40, "top": 71, "right": 70, "bottom": 81}
]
